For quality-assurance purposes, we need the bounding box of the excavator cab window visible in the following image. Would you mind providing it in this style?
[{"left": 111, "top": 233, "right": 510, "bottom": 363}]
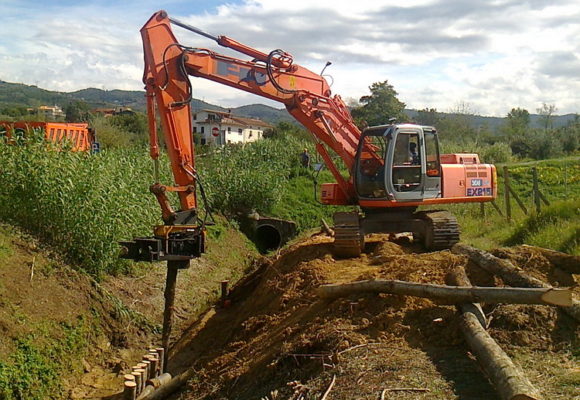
[
  {"left": 424, "top": 130, "right": 441, "bottom": 177},
  {"left": 392, "top": 132, "right": 421, "bottom": 192},
  {"left": 355, "top": 127, "right": 390, "bottom": 199}
]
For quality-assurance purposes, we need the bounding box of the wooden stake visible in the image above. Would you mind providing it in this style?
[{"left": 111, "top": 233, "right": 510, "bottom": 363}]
[
  {"left": 508, "top": 185, "right": 528, "bottom": 215},
  {"left": 491, "top": 200, "right": 504, "bottom": 217},
  {"left": 132, "top": 370, "right": 143, "bottom": 394},
  {"left": 123, "top": 381, "right": 137, "bottom": 400},
  {"left": 162, "top": 261, "right": 184, "bottom": 370},
  {"left": 504, "top": 166, "right": 511, "bottom": 221},
  {"left": 537, "top": 190, "right": 550, "bottom": 206},
  {"left": 532, "top": 167, "right": 541, "bottom": 214},
  {"left": 29, "top": 256, "right": 35, "bottom": 283},
  {"left": 155, "top": 347, "right": 165, "bottom": 374}
]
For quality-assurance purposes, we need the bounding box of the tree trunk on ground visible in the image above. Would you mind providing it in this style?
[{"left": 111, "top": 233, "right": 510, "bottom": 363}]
[
  {"left": 448, "top": 266, "right": 542, "bottom": 400},
  {"left": 520, "top": 245, "right": 580, "bottom": 275},
  {"left": 452, "top": 244, "right": 545, "bottom": 287},
  {"left": 452, "top": 244, "right": 580, "bottom": 322},
  {"left": 460, "top": 312, "right": 542, "bottom": 400},
  {"left": 446, "top": 266, "right": 487, "bottom": 326},
  {"left": 139, "top": 370, "right": 194, "bottom": 400},
  {"left": 316, "top": 280, "right": 572, "bottom": 306}
]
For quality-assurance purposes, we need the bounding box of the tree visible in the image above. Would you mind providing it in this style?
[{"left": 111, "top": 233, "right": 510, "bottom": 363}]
[
  {"left": 505, "top": 107, "right": 530, "bottom": 138},
  {"left": 110, "top": 113, "right": 148, "bottom": 142},
  {"left": 266, "top": 121, "right": 310, "bottom": 141},
  {"left": 436, "top": 101, "right": 479, "bottom": 145},
  {"left": 65, "top": 100, "right": 91, "bottom": 122},
  {"left": 557, "top": 114, "right": 579, "bottom": 153},
  {"left": 350, "top": 80, "right": 406, "bottom": 128},
  {"left": 415, "top": 108, "right": 439, "bottom": 126},
  {"left": 536, "top": 103, "right": 557, "bottom": 132}
]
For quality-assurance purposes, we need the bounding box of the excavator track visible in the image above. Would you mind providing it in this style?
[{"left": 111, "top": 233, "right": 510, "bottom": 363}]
[
  {"left": 332, "top": 212, "right": 364, "bottom": 258},
  {"left": 416, "top": 210, "right": 460, "bottom": 250}
]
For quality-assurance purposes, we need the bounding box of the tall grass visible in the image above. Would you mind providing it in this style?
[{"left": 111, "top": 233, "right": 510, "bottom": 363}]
[
  {"left": 0, "top": 139, "right": 161, "bottom": 277},
  {"left": 506, "top": 198, "right": 580, "bottom": 254},
  {"left": 0, "top": 133, "right": 310, "bottom": 277},
  {"left": 198, "top": 134, "right": 309, "bottom": 215}
]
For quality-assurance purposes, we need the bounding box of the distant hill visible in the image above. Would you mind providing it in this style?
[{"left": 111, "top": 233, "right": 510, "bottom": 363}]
[
  {"left": 70, "top": 88, "right": 146, "bottom": 109},
  {"left": 405, "top": 109, "right": 577, "bottom": 131},
  {"left": 0, "top": 81, "right": 72, "bottom": 108},
  {"left": 230, "top": 104, "right": 294, "bottom": 125},
  {"left": 0, "top": 80, "right": 576, "bottom": 130}
]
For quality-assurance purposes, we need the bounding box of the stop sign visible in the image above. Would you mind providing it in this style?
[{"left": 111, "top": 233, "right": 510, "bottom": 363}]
[{"left": 212, "top": 127, "right": 219, "bottom": 137}]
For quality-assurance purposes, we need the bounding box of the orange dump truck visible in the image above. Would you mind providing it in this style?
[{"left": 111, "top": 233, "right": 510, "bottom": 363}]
[{"left": 0, "top": 121, "right": 96, "bottom": 152}]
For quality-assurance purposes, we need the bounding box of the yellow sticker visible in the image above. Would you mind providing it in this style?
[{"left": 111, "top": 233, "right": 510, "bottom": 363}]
[{"left": 289, "top": 76, "right": 296, "bottom": 88}]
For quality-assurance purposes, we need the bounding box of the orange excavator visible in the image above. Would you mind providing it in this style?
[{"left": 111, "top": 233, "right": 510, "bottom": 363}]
[{"left": 121, "top": 10, "right": 497, "bottom": 264}]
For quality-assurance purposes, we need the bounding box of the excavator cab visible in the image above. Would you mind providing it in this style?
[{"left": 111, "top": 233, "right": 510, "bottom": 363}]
[{"left": 354, "top": 124, "right": 442, "bottom": 203}]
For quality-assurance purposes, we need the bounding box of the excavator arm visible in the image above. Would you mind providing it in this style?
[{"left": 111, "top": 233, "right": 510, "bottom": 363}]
[{"left": 140, "top": 11, "right": 364, "bottom": 204}]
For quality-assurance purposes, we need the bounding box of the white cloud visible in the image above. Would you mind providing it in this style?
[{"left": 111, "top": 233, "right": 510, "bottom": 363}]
[{"left": 0, "top": 0, "right": 578, "bottom": 115}]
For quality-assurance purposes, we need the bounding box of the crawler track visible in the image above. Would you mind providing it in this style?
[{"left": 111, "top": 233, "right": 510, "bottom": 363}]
[{"left": 418, "top": 210, "right": 461, "bottom": 250}]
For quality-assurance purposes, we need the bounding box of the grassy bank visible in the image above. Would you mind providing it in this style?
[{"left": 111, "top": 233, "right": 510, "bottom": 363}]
[{"left": 0, "top": 321, "right": 90, "bottom": 399}]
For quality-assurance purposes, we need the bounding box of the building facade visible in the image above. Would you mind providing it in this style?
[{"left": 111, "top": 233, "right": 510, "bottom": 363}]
[
  {"left": 193, "top": 109, "right": 272, "bottom": 145},
  {"left": 37, "top": 105, "right": 65, "bottom": 118}
]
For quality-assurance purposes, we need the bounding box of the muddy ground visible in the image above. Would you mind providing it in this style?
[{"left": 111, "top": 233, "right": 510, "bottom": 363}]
[{"left": 165, "top": 234, "right": 579, "bottom": 400}]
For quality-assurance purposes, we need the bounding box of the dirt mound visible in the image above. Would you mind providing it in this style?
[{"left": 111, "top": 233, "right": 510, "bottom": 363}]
[{"left": 167, "top": 234, "right": 578, "bottom": 400}]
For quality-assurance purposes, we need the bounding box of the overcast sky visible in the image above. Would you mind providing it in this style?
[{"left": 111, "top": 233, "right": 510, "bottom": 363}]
[{"left": 1, "top": 0, "right": 579, "bottom": 116}]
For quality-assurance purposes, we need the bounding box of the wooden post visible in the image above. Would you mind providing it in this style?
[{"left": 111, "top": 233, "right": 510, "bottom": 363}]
[
  {"left": 220, "top": 280, "right": 229, "bottom": 307},
  {"left": 155, "top": 347, "right": 165, "bottom": 374},
  {"left": 162, "top": 260, "right": 187, "bottom": 370},
  {"left": 564, "top": 163, "right": 568, "bottom": 195},
  {"left": 123, "top": 381, "right": 137, "bottom": 400},
  {"left": 491, "top": 200, "right": 504, "bottom": 217},
  {"left": 538, "top": 190, "right": 550, "bottom": 206},
  {"left": 132, "top": 370, "right": 144, "bottom": 394},
  {"left": 508, "top": 186, "right": 528, "bottom": 215},
  {"left": 141, "top": 360, "right": 151, "bottom": 383},
  {"left": 480, "top": 202, "right": 485, "bottom": 218},
  {"left": 532, "top": 167, "right": 541, "bottom": 214},
  {"left": 503, "top": 166, "right": 511, "bottom": 221}
]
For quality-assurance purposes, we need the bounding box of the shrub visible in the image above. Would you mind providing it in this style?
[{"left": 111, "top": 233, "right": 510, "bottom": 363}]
[
  {"left": 479, "top": 142, "right": 513, "bottom": 164},
  {"left": 199, "top": 133, "right": 309, "bottom": 215}
]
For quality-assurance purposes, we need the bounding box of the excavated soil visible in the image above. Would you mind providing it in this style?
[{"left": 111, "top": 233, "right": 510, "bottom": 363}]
[{"left": 165, "top": 234, "right": 579, "bottom": 400}]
